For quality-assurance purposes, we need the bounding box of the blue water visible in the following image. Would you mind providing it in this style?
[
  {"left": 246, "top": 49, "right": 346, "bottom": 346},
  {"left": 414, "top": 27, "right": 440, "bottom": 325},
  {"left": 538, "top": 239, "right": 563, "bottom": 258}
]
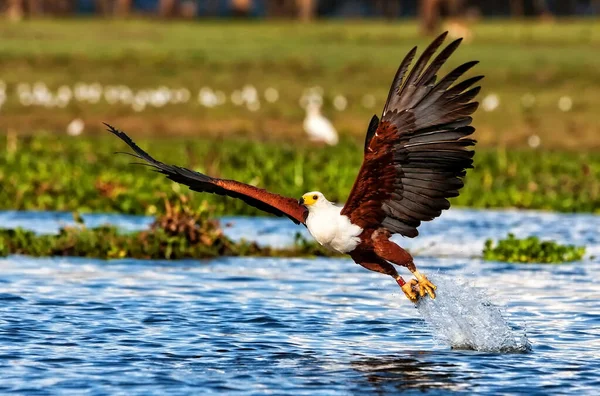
[{"left": 1, "top": 209, "right": 599, "bottom": 394}]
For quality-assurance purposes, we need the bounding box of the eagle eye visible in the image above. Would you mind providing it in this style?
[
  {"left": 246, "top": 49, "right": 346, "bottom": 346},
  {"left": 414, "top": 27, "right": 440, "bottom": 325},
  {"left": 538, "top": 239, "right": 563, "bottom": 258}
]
[{"left": 312, "top": 195, "right": 318, "bottom": 200}]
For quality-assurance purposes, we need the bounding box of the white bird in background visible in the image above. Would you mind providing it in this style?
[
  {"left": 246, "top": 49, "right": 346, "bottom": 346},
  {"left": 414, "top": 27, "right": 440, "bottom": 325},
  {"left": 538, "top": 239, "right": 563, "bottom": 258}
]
[
  {"left": 67, "top": 118, "right": 84, "bottom": 136},
  {"left": 303, "top": 101, "right": 339, "bottom": 146}
]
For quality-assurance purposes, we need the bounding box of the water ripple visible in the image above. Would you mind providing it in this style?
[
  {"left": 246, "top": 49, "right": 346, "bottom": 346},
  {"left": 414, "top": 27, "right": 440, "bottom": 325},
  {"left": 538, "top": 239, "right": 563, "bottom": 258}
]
[{"left": 0, "top": 210, "right": 599, "bottom": 394}]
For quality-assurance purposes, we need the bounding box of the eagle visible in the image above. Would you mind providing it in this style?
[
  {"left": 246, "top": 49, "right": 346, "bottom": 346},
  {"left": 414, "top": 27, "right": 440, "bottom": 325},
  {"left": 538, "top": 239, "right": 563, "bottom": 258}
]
[{"left": 106, "top": 32, "right": 481, "bottom": 303}]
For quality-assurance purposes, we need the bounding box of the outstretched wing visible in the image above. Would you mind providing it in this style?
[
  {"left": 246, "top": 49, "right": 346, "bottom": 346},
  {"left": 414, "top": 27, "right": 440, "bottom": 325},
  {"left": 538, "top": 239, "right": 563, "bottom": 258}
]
[
  {"left": 341, "top": 32, "right": 481, "bottom": 237},
  {"left": 105, "top": 124, "right": 308, "bottom": 225}
]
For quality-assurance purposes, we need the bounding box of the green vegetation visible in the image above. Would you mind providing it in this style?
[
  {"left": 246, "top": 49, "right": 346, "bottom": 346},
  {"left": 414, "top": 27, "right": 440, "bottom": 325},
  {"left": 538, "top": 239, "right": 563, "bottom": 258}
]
[
  {"left": 0, "top": 197, "right": 335, "bottom": 259},
  {"left": 2, "top": 196, "right": 589, "bottom": 262},
  {"left": 2, "top": 133, "right": 600, "bottom": 215},
  {"left": 1, "top": 20, "right": 599, "bottom": 216},
  {"left": 483, "top": 233, "right": 586, "bottom": 263},
  {"left": 0, "top": 20, "right": 598, "bottom": 149}
]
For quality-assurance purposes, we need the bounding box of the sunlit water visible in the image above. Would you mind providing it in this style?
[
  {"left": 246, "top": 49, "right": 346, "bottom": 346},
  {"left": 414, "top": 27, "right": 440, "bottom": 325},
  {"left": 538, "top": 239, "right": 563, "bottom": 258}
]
[{"left": 0, "top": 209, "right": 599, "bottom": 394}]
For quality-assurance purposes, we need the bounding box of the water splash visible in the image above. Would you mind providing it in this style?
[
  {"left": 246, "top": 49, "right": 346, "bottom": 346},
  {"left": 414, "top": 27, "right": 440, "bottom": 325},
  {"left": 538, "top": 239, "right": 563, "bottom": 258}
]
[{"left": 416, "top": 274, "right": 531, "bottom": 353}]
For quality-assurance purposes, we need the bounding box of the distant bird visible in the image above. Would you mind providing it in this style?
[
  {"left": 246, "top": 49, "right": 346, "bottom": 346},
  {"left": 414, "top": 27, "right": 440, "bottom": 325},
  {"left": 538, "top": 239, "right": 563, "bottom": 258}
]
[
  {"left": 67, "top": 118, "right": 84, "bottom": 136},
  {"left": 106, "top": 32, "right": 481, "bottom": 303},
  {"left": 482, "top": 93, "right": 499, "bottom": 112},
  {"left": 558, "top": 96, "right": 573, "bottom": 112},
  {"left": 303, "top": 101, "right": 339, "bottom": 146}
]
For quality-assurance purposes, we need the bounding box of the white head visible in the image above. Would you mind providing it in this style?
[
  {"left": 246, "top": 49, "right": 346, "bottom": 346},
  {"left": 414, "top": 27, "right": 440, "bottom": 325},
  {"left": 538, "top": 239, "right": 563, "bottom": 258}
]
[{"left": 298, "top": 191, "right": 331, "bottom": 212}]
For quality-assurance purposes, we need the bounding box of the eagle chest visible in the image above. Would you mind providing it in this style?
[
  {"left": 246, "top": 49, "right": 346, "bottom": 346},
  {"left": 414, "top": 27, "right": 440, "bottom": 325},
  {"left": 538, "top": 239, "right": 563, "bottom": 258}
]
[{"left": 306, "top": 211, "right": 362, "bottom": 254}]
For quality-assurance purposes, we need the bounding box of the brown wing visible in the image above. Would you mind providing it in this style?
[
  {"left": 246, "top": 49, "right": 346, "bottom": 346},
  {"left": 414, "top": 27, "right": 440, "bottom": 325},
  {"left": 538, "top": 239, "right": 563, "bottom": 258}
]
[
  {"left": 105, "top": 124, "right": 308, "bottom": 225},
  {"left": 341, "top": 32, "right": 481, "bottom": 237}
]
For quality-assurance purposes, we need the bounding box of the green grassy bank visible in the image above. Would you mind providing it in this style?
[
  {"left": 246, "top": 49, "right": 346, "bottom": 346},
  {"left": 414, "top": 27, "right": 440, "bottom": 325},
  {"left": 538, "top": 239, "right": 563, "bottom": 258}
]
[
  {"left": 2, "top": 133, "right": 599, "bottom": 215},
  {"left": 0, "top": 19, "right": 598, "bottom": 149}
]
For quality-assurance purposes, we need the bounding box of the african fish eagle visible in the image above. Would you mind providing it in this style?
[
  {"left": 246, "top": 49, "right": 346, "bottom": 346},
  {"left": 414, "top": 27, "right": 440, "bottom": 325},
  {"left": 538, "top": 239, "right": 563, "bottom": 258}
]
[{"left": 105, "top": 32, "right": 481, "bottom": 303}]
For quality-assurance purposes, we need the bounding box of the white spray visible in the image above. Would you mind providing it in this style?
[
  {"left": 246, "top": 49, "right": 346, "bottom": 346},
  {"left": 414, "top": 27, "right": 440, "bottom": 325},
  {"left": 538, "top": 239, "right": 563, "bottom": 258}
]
[{"left": 415, "top": 274, "right": 531, "bottom": 353}]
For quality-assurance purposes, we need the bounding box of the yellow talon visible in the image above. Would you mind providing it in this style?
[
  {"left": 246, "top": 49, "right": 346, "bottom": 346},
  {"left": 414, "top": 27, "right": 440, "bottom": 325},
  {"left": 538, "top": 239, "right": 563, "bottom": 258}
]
[
  {"left": 413, "top": 271, "right": 437, "bottom": 299},
  {"left": 401, "top": 279, "right": 419, "bottom": 303}
]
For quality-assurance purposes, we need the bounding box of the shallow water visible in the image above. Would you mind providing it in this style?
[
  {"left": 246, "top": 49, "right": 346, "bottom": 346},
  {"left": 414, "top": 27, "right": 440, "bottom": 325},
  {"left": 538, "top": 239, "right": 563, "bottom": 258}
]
[{"left": 1, "top": 209, "right": 599, "bottom": 394}]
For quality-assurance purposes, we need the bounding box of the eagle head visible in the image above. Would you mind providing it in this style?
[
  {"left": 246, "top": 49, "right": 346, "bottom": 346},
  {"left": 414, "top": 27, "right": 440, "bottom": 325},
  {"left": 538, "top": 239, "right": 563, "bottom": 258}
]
[{"left": 298, "top": 191, "right": 327, "bottom": 208}]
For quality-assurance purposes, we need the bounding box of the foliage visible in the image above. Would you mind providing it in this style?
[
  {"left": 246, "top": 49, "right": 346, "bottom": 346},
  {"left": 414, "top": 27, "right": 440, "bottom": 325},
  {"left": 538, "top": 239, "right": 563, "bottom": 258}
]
[
  {"left": 483, "top": 233, "right": 586, "bottom": 263},
  {"left": 1, "top": 134, "right": 600, "bottom": 215},
  {"left": 0, "top": 196, "right": 336, "bottom": 259}
]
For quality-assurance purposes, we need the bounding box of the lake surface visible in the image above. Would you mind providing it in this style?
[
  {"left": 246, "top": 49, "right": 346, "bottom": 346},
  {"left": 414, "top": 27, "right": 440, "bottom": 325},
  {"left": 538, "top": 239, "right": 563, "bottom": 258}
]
[{"left": 0, "top": 209, "right": 599, "bottom": 394}]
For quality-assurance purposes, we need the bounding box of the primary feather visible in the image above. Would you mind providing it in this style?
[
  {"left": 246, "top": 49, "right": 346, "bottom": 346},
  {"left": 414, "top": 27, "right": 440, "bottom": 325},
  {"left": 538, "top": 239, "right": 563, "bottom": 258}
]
[
  {"left": 341, "top": 32, "right": 481, "bottom": 238},
  {"left": 104, "top": 123, "right": 307, "bottom": 225}
]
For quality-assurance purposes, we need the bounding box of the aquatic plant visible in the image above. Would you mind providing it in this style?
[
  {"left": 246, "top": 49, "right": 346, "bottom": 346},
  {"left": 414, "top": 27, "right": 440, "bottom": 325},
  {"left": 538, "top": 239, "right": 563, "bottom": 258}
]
[
  {"left": 483, "top": 233, "right": 586, "bottom": 263},
  {"left": 1, "top": 134, "right": 600, "bottom": 215},
  {"left": 0, "top": 197, "right": 336, "bottom": 259},
  {"left": 0, "top": 237, "right": 6, "bottom": 257}
]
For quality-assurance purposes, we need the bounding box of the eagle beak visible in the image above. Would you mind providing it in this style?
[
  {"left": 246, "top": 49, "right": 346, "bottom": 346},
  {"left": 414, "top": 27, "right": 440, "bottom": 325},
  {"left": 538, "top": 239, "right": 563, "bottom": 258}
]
[{"left": 298, "top": 197, "right": 305, "bottom": 205}]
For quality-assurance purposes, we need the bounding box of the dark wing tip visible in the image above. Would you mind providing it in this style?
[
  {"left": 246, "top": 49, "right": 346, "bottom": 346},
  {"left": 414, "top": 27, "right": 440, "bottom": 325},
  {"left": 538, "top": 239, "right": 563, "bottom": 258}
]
[
  {"left": 103, "top": 122, "right": 119, "bottom": 135},
  {"left": 435, "top": 30, "right": 449, "bottom": 43},
  {"left": 104, "top": 122, "right": 130, "bottom": 144},
  {"left": 441, "top": 37, "right": 463, "bottom": 55},
  {"left": 103, "top": 122, "right": 164, "bottom": 169},
  {"left": 104, "top": 122, "right": 131, "bottom": 142},
  {"left": 421, "top": 31, "right": 449, "bottom": 57}
]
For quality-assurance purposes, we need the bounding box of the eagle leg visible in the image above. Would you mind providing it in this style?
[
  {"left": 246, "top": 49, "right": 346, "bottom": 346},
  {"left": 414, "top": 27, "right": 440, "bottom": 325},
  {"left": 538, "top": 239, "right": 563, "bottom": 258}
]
[
  {"left": 372, "top": 228, "right": 437, "bottom": 301},
  {"left": 350, "top": 251, "right": 418, "bottom": 301}
]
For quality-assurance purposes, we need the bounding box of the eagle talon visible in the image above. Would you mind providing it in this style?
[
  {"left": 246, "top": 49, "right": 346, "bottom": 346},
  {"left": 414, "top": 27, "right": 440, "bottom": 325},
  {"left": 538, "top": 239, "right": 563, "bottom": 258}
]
[
  {"left": 401, "top": 279, "right": 419, "bottom": 303},
  {"left": 414, "top": 271, "right": 437, "bottom": 299}
]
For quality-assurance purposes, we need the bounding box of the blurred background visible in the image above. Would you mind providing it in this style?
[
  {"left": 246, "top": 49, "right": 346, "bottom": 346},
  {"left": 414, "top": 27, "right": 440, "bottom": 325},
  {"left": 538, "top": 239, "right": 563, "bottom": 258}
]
[
  {"left": 0, "top": 0, "right": 599, "bottom": 216},
  {"left": 2, "top": 0, "right": 599, "bottom": 20}
]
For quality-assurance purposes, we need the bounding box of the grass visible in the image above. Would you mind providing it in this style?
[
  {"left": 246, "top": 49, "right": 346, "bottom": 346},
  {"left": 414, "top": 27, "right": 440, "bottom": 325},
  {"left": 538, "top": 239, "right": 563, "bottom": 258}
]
[
  {"left": 2, "top": 133, "right": 600, "bottom": 215},
  {"left": 0, "top": 19, "right": 599, "bottom": 149}
]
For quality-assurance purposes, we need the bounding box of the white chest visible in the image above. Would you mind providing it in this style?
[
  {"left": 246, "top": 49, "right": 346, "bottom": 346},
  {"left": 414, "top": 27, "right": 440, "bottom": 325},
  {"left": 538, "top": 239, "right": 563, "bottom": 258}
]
[{"left": 305, "top": 207, "right": 362, "bottom": 254}]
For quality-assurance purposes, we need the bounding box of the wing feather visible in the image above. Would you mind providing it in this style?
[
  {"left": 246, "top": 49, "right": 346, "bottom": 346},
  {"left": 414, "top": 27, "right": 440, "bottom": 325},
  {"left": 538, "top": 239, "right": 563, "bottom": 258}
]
[
  {"left": 364, "top": 114, "right": 380, "bottom": 153},
  {"left": 105, "top": 124, "right": 307, "bottom": 225},
  {"left": 341, "top": 32, "right": 480, "bottom": 237},
  {"left": 382, "top": 47, "right": 417, "bottom": 116}
]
